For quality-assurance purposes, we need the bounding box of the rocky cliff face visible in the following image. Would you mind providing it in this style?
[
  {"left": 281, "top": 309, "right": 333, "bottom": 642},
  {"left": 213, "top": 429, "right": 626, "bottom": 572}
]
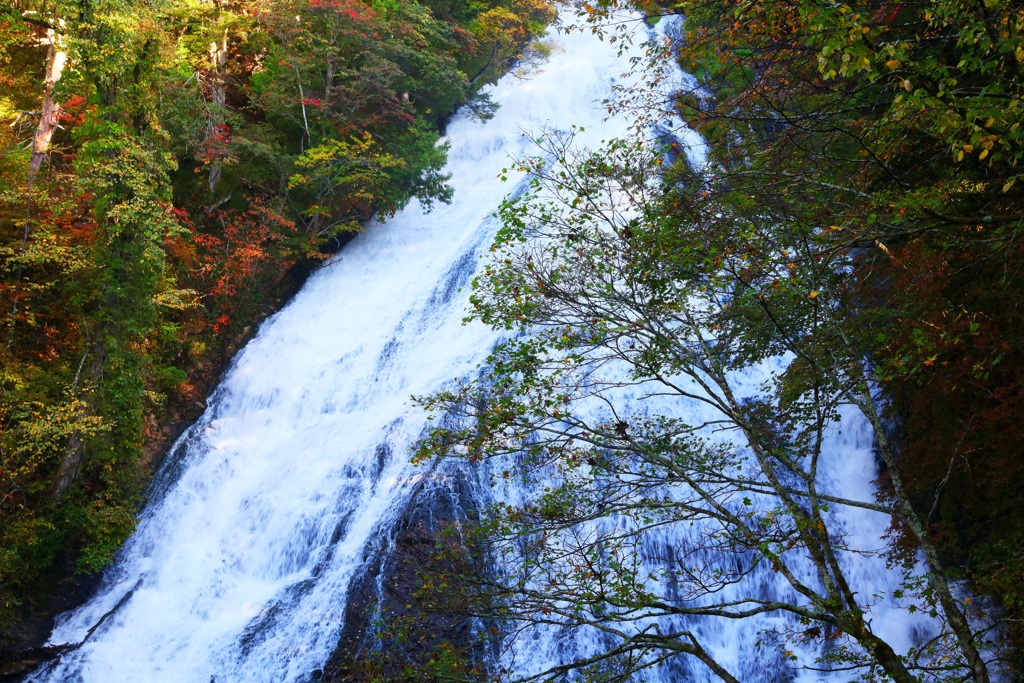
[
  {"left": 322, "top": 467, "right": 492, "bottom": 682},
  {"left": 0, "top": 572, "right": 100, "bottom": 682}
]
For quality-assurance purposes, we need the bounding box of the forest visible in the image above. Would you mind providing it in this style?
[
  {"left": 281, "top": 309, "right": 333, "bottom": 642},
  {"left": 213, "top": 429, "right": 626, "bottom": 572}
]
[
  {"left": 0, "top": 0, "right": 554, "bottom": 657},
  {"left": 2, "top": 0, "right": 1024, "bottom": 680}
]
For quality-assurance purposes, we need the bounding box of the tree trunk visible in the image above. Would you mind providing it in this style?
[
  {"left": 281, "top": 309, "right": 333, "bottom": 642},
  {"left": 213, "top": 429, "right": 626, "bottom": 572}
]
[
  {"left": 852, "top": 373, "right": 991, "bottom": 683},
  {"left": 207, "top": 29, "right": 229, "bottom": 194},
  {"left": 30, "top": 22, "right": 67, "bottom": 179},
  {"left": 52, "top": 349, "right": 105, "bottom": 503}
]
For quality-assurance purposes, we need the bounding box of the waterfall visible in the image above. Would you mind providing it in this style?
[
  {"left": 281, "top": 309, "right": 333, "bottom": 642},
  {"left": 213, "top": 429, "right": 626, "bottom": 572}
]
[{"left": 31, "top": 10, "right": 926, "bottom": 683}]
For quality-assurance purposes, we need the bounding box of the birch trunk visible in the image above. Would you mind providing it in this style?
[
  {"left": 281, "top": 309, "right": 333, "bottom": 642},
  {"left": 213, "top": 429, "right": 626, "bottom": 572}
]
[
  {"left": 30, "top": 22, "right": 67, "bottom": 178},
  {"left": 207, "top": 29, "right": 229, "bottom": 194}
]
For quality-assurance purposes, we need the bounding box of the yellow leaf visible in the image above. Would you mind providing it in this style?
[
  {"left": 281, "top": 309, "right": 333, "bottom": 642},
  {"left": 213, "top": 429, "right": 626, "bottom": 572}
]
[
  {"left": 979, "top": 148, "right": 989, "bottom": 160},
  {"left": 808, "top": 290, "right": 820, "bottom": 299},
  {"left": 885, "top": 59, "right": 900, "bottom": 69},
  {"left": 963, "top": 144, "right": 974, "bottom": 153}
]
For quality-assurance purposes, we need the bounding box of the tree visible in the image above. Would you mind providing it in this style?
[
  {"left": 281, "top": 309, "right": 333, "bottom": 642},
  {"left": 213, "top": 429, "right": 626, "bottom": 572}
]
[
  {"left": 465, "top": 0, "right": 556, "bottom": 86},
  {"left": 653, "top": 0, "right": 1024, "bottom": 671},
  {"left": 253, "top": 0, "right": 462, "bottom": 236},
  {"left": 415, "top": 123, "right": 999, "bottom": 683}
]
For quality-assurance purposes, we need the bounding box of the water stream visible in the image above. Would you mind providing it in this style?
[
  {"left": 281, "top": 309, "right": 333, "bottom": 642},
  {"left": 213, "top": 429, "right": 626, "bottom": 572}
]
[{"left": 32, "top": 11, "right": 924, "bottom": 683}]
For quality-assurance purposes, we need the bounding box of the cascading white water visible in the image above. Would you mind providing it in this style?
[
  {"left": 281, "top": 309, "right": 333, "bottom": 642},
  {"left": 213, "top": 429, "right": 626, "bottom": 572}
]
[{"left": 32, "top": 10, "right": 928, "bottom": 683}]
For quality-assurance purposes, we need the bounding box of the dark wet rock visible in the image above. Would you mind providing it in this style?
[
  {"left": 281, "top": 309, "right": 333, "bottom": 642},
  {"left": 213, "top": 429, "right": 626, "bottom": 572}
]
[
  {"left": 321, "top": 469, "right": 491, "bottom": 682},
  {"left": 0, "top": 643, "right": 76, "bottom": 682},
  {"left": 0, "top": 567, "right": 102, "bottom": 681}
]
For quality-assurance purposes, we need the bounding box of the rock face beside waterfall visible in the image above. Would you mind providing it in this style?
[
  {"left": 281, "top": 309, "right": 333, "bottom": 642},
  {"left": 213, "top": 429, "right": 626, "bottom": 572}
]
[
  {"left": 0, "top": 574, "right": 99, "bottom": 682},
  {"left": 322, "top": 470, "right": 489, "bottom": 682}
]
